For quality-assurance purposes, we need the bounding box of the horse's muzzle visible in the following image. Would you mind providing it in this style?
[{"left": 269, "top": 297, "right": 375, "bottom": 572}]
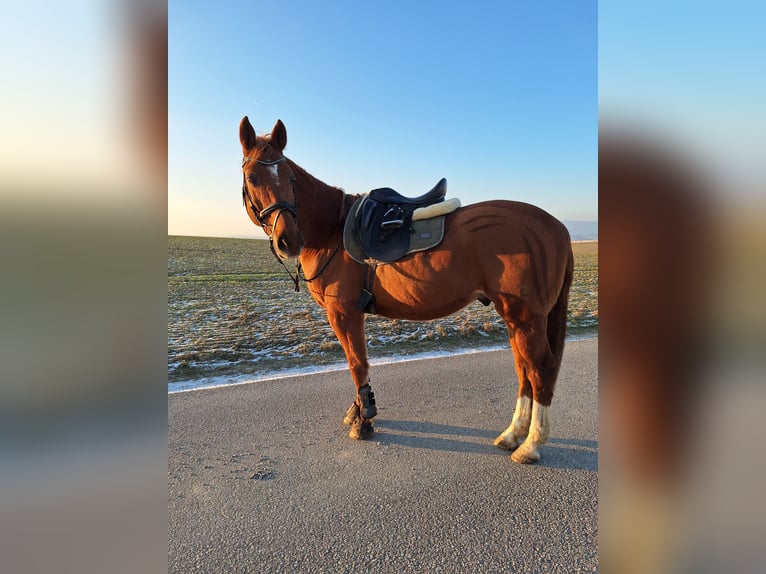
[{"left": 274, "top": 231, "right": 304, "bottom": 259}]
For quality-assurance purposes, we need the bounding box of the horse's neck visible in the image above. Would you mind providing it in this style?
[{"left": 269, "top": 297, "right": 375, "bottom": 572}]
[{"left": 288, "top": 159, "right": 346, "bottom": 250}]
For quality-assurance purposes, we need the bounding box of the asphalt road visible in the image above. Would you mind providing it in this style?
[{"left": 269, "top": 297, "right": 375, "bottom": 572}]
[{"left": 169, "top": 337, "right": 598, "bottom": 573}]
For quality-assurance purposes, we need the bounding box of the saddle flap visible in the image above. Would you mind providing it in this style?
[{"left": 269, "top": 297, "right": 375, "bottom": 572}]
[{"left": 355, "top": 197, "right": 413, "bottom": 262}]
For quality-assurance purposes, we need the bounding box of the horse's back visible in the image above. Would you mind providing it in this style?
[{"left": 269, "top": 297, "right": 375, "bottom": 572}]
[{"left": 447, "top": 199, "right": 570, "bottom": 253}]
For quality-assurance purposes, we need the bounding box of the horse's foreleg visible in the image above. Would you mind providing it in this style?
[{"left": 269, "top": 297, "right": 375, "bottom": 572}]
[
  {"left": 326, "top": 305, "right": 376, "bottom": 440},
  {"left": 494, "top": 339, "right": 534, "bottom": 451}
]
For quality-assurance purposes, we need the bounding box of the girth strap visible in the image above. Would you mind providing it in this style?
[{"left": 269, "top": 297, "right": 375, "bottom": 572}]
[{"left": 357, "top": 262, "right": 377, "bottom": 314}]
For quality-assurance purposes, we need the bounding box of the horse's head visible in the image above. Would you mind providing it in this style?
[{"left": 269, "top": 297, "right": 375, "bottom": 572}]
[{"left": 239, "top": 117, "right": 304, "bottom": 259}]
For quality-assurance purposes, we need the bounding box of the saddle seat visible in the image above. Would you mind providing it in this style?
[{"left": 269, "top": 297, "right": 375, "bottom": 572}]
[
  {"left": 368, "top": 178, "right": 447, "bottom": 206},
  {"left": 343, "top": 178, "right": 460, "bottom": 265}
]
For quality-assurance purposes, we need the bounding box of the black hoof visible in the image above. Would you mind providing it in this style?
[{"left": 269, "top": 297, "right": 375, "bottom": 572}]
[
  {"left": 348, "top": 418, "right": 374, "bottom": 440},
  {"left": 343, "top": 402, "right": 360, "bottom": 426}
]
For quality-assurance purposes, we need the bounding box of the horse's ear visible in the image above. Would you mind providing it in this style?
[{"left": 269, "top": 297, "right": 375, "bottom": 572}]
[
  {"left": 239, "top": 116, "right": 257, "bottom": 151},
  {"left": 270, "top": 119, "right": 287, "bottom": 152}
]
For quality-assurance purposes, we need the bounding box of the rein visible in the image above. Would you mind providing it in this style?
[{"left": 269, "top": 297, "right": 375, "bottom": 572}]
[
  {"left": 266, "top": 238, "right": 342, "bottom": 293},
  {"left": 301, "top": 238, "right": 342, "bottom": 283},
  {"left": 241, "top": 155, "right": 342, "bottom": 292}
]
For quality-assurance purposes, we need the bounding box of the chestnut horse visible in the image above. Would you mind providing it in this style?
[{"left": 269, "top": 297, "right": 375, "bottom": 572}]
[{"left": 239, "top": 117, "right": 573, "bottom": 464}]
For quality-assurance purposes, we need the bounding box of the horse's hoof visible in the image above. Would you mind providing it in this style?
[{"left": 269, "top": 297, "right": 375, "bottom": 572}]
[
  {"left": 343, "top": 402, "right": 360, "bottom": 426},
  {"left": 348, "top": 419, "right": 374, "bottom": 440},
  {"left": 493, "top": 434, "right": 523, "bottom": 451},
  {"left": 510, "top": 444, "right": 541, "bottom": 464}
]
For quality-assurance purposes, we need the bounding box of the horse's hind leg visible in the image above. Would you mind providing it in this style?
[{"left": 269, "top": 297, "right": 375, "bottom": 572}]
[
  {"left": 493, "top": 338, "right": 534, "bottom": 451},
  {"left": 508, "top": 318, "right": 557, "bottom": 464}
]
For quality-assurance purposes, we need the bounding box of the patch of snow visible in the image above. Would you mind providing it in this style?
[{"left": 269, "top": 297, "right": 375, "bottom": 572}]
[{"left": 168, "top": 333, "right": 596, "bottom": 394}]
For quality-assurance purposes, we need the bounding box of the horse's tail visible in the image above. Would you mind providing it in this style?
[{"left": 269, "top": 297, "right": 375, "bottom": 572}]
[{"left": 547, "top": 245, "right": 574, "bottom": 376}]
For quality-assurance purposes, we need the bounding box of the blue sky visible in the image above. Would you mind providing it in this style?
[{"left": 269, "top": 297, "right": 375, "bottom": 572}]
[
  {"left": 599, "top": 1, "right": 765, "bottom": 193},
  {"left": 169, "top": 1, "right": 597, "bottom": 237}
]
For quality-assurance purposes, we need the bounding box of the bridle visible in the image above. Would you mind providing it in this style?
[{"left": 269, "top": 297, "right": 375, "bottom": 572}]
[
  {"left": 242, "top": 154, "right": 340, "bottom": 291},
  {"left": 241, "top": 155, "right": 298, "bottom": 231}
]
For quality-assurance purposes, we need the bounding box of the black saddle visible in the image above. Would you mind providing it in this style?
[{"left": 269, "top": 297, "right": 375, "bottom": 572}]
[
  {"left": 368, "top": 178, "right": 447, "bottom": 206},
  {"left": 343, "top": 179, "right": 449, "bottom": 264}
]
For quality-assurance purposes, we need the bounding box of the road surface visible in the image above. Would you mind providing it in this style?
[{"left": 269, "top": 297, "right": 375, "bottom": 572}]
[{"left": 169, "top": 337, "right": 598, "bottom": 573}]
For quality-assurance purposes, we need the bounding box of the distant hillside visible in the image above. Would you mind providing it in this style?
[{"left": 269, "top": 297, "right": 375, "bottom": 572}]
[
  {"left": 563, "top": 220, "right": 598, "bottom": 241},
  {"left": 175, "top": 220, "right": 598, "bottom": 243}
]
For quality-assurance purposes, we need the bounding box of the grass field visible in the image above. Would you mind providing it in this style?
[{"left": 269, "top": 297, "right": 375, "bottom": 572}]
[{"left": 168, "top": 237, "right": 597, "bottom": 383}]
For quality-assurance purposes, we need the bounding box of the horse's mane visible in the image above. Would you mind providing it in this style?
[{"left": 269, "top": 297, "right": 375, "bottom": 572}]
[
  {"left": 285, "top": 155, "right": 346, "bottom": 196},
  {"left": 254, "top": 133, "right": 274, "bottom": 149}
]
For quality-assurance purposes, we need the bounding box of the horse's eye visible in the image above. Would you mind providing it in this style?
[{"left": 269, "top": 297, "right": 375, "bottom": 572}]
[{"left": 248, "top": 174, "right": 258, "bottom": 185}]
